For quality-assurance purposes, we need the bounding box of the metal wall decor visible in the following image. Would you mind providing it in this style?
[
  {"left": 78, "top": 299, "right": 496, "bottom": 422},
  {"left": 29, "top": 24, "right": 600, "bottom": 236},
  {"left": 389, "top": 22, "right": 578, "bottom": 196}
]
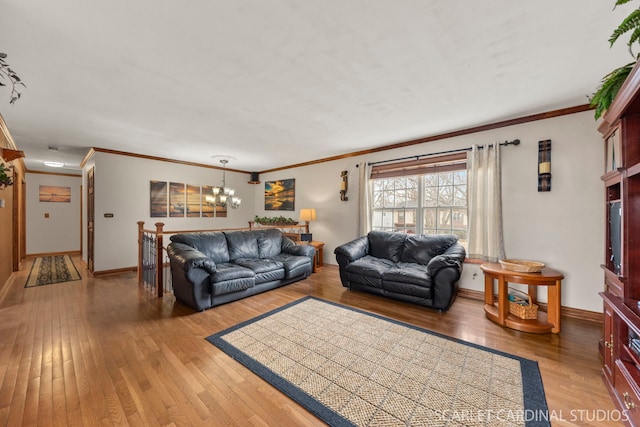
[
  {"left": 340, "top": 170, "right": 348, "bottom": 201},
  {"left": 537, "top": 140, "right": 551, "bottom": 192}
]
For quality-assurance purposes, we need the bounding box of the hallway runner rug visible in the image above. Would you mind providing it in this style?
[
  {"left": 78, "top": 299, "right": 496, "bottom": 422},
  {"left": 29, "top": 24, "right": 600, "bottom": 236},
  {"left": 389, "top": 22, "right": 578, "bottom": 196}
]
[
  {"left": 25, "top": 255, "right": 81, "bottom": 288},
  {"left": 206, "top": 296, "right": 550, "bottom": 427}
]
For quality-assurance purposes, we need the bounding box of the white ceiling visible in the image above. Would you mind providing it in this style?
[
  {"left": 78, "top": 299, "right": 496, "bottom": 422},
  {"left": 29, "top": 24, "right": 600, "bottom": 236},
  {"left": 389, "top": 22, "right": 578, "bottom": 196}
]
[{"left": 0, "top": 0, "right": 632, "bottom": 173}]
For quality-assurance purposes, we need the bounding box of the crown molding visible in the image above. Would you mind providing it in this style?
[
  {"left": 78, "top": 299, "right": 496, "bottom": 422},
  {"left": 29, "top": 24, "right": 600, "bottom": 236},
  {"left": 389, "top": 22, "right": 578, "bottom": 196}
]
[
  {"left": 87, "top": 147, "right": 251, "bottom": 174},
  {"left": 26, "top": 169, "right": 82, "bottom": 178},
  {"left": 259, "top": 104, "right": 593, "bottom": 174}
]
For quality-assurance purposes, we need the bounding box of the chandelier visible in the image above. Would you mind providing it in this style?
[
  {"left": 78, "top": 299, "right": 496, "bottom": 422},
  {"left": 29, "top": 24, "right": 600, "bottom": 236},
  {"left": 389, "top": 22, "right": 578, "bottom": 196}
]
[{"left": 207, "top": 159, "right": 241, "bottom": 210}]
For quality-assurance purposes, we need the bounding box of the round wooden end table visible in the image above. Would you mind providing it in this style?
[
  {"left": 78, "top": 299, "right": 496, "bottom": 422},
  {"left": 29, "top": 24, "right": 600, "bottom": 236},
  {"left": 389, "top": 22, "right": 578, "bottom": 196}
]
[{"left": 481, "top": 262, "right": 563, "bottom": 334}]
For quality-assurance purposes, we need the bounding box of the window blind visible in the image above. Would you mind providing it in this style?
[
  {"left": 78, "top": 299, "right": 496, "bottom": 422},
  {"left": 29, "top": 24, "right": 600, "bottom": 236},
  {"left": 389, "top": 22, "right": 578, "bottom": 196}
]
[{"left": 370, "top": 152, "right": 467, "bottom": 179}]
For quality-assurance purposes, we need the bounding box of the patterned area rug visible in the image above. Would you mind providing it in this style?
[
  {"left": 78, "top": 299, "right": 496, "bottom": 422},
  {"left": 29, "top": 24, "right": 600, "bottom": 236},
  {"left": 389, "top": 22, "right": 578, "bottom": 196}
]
[
  {"left": 207, "top": 297, "right": 550, "bottom": 427},
  {"left": 25, "top": 255, "right": 81, "bottom": 288}
]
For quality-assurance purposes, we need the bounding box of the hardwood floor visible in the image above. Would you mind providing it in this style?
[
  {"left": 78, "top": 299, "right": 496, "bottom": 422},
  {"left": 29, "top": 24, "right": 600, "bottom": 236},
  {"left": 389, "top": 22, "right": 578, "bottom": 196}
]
[{"left": 0, "top": 257, "right": 619, "bottom": 426}]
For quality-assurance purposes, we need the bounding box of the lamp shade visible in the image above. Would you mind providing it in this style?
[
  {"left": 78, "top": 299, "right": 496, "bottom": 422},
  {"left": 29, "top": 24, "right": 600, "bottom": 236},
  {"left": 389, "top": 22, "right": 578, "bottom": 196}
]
[{"left": 299, "top": 208, "right": 317, "bottom": 222}]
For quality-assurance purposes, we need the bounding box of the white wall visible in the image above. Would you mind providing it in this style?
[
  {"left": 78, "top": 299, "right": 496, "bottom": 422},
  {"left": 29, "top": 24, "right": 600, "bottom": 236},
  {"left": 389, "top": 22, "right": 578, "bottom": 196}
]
[
  {"left": 258, "top": 110, "right": 604, "bottom": 312},
  {"left": 86, "top": 152, "right": 255, "bottom": 272},
  {"left": 83, "top": 110, "right": 604, "bottom": 311},
  {"left": 26, "top": 173, "right": 82, "bottom": 254}
]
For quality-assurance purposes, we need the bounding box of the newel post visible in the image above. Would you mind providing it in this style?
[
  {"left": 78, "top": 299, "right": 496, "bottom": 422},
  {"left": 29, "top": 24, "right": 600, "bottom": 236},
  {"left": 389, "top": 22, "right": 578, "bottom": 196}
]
[
  {"left": 155, "top": 222, "right": 164, "bottom": 298},
  {"left": 137, "top": 221, "right": 145, "bottom": 283}
]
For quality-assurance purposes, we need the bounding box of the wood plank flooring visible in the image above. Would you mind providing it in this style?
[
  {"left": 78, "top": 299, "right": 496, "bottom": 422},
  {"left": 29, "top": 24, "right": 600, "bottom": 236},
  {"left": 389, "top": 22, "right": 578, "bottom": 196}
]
[{"left": 0, "top": 257, "right": 619, "bottom": 426}]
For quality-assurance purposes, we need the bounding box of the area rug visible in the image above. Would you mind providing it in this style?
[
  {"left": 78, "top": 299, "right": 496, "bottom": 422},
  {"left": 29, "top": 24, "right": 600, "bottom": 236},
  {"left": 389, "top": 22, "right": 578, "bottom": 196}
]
[
  {"left": 207, "top": 297, "right": 550, "bottom": 427},
  {"left": 25, "top": 255, "right": 81, "bottom": 288}
]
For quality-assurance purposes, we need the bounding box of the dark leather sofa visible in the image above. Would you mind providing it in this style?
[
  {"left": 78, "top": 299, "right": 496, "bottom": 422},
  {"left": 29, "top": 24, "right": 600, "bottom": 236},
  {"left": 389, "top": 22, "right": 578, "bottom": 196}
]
[
  {"left": 167, "top": 229, "right": 315, "bottom": 311},
  {"left": 334, "top": 231, "right": 466, "bottom": 311}
]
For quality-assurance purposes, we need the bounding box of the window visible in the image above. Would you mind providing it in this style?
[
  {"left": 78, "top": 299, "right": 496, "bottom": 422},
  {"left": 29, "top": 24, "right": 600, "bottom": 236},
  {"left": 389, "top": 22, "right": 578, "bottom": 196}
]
[
  {"left": 370, "top": 155, "right": 468, "bottom": 248},
  {"left": 371, "top": 177, "right": 418, "bottom": 234}
]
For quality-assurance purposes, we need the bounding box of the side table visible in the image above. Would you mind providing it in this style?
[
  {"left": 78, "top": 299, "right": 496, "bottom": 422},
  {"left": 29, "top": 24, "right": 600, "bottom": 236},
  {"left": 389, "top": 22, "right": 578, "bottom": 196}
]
[
  {"left": 307, "top": 241, "right": 325, "bottom": 273},
  {"left": 481, "top": 262, "right": 563, "bottom": 334}
]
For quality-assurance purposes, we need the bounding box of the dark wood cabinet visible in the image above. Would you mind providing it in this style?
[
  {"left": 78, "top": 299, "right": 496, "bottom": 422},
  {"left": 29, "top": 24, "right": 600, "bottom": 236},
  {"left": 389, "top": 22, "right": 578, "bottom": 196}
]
[{"left": 599, "top": 61, "right": 640, "bottom": 426}]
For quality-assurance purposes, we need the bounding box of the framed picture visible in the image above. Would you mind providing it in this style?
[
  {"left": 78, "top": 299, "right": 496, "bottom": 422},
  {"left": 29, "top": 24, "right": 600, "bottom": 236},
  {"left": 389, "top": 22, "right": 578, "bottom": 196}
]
[
  {"left": 39, "top": 185, "right": 71, "bottom": 203},
  {"left": 169, "top": 182, "right": 185, "bottom": 217},
  {"left": 151, "top": 181, "right": 228, "bottom": 218},
  {"left": 186, "top": 184, "right": 201, "bottom": 217},
  {"left": 265, "top": 179, "right": 295, "bottom": 211},
  {"left": 150, "top": 181, "right": 168, "bottom": 217}
]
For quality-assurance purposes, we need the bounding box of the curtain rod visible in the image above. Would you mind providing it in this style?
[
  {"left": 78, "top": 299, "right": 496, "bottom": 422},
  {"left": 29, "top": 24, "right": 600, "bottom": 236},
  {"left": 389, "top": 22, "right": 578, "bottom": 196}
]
[{"left": 364, "top": 139, "right": 520, "bottom": 167}]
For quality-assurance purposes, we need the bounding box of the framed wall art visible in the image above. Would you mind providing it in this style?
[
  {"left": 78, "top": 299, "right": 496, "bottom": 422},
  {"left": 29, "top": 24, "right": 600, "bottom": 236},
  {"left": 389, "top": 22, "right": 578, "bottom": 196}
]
[
  {"left": 150, "top": 181, "right": 168, "bottom": 217},
  {"left": 39, "top": 185, "right": 71, "bottom": 203},
  {"left": 150, "top": 180, "right": 229, "bottom": 218},
  {"left": 186, "top": 184, "right": 201, "bottom": 217},
  {"left": 265, "top": 179, "right": 295, "bottom": 211},
  {"left": 169, "top": 182, "right": 186, "bottom": 217}
]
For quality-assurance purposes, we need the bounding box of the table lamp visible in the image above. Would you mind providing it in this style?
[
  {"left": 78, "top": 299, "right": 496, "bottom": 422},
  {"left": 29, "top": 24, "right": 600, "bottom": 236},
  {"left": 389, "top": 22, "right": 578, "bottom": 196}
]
[{"left": 299, "top": 208, "right": 317, "bottom": 234}]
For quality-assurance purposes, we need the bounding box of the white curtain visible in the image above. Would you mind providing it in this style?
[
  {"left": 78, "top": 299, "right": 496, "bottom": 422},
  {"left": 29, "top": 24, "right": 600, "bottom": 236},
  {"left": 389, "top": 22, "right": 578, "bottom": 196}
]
[
  {"left": 357, "top": 161, "right": 372, "bottom": 236},
  {"left": 467, "top": 144, "right": 506, "bottom": 262}
]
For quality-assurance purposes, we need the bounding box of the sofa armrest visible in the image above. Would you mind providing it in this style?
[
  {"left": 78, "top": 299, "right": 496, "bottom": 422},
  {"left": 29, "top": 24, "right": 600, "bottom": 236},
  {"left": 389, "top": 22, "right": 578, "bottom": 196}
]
[
  {"left": 281, "top": 237, "right": 316, "bottom": 258},
  {"left": 334, "top": 236, "right": 369, "bottom": 262},
  {"left": 167, "top": 242, "right": 217, "bottom": 274},
  {"left": 426, "top": 243, "right": 466, "bottom": 276}
]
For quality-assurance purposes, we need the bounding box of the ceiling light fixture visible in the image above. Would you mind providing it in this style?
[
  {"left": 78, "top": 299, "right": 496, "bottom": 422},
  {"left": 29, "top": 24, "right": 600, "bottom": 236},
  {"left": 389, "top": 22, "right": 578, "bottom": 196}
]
[
  {"left": 43, "top": 161, "right": 64, "bottom": 168},
  {"left": 206, "top": 159, "right": 241, "bottom": 210}
]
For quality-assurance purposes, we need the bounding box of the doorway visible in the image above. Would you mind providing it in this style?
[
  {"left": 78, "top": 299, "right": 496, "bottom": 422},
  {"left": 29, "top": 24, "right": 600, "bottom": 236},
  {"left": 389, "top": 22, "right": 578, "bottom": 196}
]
[{"left": 87, "top": 167, "right": 94, "bottom": 273}]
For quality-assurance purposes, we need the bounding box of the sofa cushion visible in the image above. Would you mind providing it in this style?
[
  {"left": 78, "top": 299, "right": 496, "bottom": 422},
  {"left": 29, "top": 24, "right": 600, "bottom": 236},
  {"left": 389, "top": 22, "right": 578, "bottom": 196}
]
[
  {"left": 233, "top": 258, "right": 286, "bottom": 283},
  {"left": 225, "top": 231, "right": 260, "bottom": 260},
  {"left": 257, "top": 229, "right": 283, "bottom": 258},
  {"left": 368, "top": 231, "right": 406, "bottom": 263},
  {"left": 210, "top": 262, "right": 255, "bottom": 282},
  {"left": 270, "top": 253, "right": 312, "bottom": 279},
  {"left": 382, "top": 262, "right": 432, "bottom": 287},
  {"left": 170, "top": 232, "right": 230, "bottom": 264},
  {"left": 211, "top": 277, "right": 256, "bottom": 296},
  {"left": 400, "top": 234, "right": 458, "bottom": 265},
  {"left": 344, "top": 255, "right": 395, "bottom": 288},
  {"left": 209, "top": 263, "right": 255, "bottom": 296},
  {"left": 382, "top": 280, "right": 432, "bottom": 300},
  {"left": 255, "top": 268, "right": 286, "bottom": 283}
]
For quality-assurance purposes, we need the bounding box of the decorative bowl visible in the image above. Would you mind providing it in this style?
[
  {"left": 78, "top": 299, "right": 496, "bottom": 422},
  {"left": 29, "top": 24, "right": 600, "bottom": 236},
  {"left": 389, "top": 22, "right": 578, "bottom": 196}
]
[{"left": 499, "top": 259, "right": 545, "bottom": 273}]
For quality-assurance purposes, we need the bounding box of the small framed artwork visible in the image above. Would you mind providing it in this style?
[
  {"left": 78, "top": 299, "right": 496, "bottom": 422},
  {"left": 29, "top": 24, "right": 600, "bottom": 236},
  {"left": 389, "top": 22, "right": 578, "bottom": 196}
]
[
  {"left": 186, "top": 184, "right": 201, "bottom": 217},
  {"left": 150, "top": 181, "right": 168, "bottom": 217},
  {"left": 39, "top": 185, "right": 71, "bottom": 203},
  {"left": 169, "top": 182, "right": 186, "bottom": 217},
  {"left": 265, "top": 179, "right": 295, "bottom": 211}
]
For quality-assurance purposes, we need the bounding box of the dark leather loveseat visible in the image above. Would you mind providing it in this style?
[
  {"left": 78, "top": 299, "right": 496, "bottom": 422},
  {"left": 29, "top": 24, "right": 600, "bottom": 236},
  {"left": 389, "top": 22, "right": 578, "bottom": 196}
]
[
  {"left": 334, "top": 231, "right": 466, "bottom": 311},
  {"left": 167, "top": 229, "right": 315, "bottom": 311}
]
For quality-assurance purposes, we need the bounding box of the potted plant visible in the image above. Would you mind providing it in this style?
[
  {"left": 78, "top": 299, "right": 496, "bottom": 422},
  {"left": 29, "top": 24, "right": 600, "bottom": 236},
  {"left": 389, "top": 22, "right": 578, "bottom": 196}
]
[
  {"left": 254, "top": 215, "right": 298, "bottom": 226},
  {"left": 591, "top": 0, "right": 640, "bottom": 119},
  {"left": 0, "top": 162, "right": 13, "bottom": 188}
]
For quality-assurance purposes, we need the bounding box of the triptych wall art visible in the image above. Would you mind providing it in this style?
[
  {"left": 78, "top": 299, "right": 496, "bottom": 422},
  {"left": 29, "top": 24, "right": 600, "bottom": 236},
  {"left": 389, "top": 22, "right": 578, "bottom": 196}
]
[{"left": 150, "top": 181, "right": 227, "bottom": 218}]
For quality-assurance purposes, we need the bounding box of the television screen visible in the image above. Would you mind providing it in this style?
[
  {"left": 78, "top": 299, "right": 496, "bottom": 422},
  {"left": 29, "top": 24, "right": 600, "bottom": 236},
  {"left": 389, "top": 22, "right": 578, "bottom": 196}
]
[{"left": 610, "top": 201, "right": 622, "bottom": 274}]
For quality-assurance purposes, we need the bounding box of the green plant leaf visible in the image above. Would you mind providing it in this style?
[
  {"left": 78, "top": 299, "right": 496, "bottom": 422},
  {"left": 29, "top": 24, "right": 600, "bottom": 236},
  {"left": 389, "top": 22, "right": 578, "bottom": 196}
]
[
  {"left": 590, "top": 62, "right": 635, "bottom": 119},
  {"left": 609, "top": 8, "right": 640, "bottom": 47},
  {"left": 629, "top": 27, "right": 640, "bottom": 53}
]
